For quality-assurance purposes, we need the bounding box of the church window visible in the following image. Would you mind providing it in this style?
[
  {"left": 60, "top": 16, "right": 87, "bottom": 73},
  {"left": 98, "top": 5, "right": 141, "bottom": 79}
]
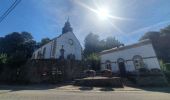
[
  {"left": 52, "top": 39, "right": 57, "bottom": 57},
  {"left": 37, "top": 51, "right": 42, "bottom": 59},
  {"left": 32, "top": 54, "right": 35, "bottom": 59},
  {"left": 105, "top": 60, "right": 112, "bottom": 70},
  {"left": 133, "top": 55, "right": 144, "bottom": 69},
  {"left": 42, "top": 47, "right": 46, "bottom": 58}
]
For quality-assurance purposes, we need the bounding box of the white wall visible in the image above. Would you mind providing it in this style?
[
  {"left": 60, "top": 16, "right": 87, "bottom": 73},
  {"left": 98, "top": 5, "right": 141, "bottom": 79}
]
[
  {"left": 100, "top": 43, "right": 160, "bottom": 72},
  {"left": 55, "top": 32, "right": 82, "bottom": 60},
  {"left": 32, "top": 32, "right": 82, "bottom": 60}
]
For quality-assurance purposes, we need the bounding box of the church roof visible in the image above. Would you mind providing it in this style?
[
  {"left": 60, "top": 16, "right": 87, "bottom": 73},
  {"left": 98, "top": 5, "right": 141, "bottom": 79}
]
[
  {"left": 34, "top": 19, "right": 82, "bottom": 51},
  {"left": 99, "top": 39, "right": 152, "bottom": 55}
]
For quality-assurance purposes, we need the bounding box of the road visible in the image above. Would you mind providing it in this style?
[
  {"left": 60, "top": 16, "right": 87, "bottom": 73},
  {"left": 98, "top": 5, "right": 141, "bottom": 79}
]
[{"left": 0, "top": 89, "right": 169, "bottom": 100}]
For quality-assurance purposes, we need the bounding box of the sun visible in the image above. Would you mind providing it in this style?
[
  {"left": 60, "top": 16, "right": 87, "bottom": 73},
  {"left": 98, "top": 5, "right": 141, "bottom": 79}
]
[{"left": 97, "top": 7, "right": 110, "bottom": 20}]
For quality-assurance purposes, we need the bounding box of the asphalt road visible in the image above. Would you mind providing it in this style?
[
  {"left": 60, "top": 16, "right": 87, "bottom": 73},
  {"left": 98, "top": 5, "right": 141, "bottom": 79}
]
[{"left": 0, "top": 89, "right": 169, "bottom": 100}]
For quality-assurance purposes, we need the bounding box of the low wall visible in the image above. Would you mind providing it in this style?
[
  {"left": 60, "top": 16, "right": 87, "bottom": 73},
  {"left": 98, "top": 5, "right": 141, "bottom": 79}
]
[{"left": 0, "top": 59, "right": 84, "bottom": 84}]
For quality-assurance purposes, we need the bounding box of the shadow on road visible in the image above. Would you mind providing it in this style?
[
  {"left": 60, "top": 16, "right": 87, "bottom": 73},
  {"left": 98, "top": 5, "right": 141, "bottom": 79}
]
[
  {"left": 137, "top": 87, "right": 170, "bottom": 93},
  {"left": 79, "top": 86, "right": 93, "bottom": 91},
  {"left": 0, "top": 83, "right": 72, "bottom": 93},
  {"left": 100, "top": 87, "right": 114, "bottom": 91}
]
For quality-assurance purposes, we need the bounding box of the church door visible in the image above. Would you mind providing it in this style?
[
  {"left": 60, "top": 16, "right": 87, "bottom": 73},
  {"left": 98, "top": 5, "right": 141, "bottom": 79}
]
[{"left": 117, "top": 58, "right": 126, "bottom": 77}]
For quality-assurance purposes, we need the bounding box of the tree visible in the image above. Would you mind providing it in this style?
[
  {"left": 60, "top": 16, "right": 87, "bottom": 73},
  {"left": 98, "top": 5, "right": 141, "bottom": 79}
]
[
  {"left": 0, "top": 53, "right": 7, "bottom": 65},
  {"left": 105, "top": 37, "right": 123, "bottom": 50},
  {"left": 84, "top": 33, "right": 123, "bottom": 57},
  {"left": 39, "top": 38, "right": 51, "bottom": 47},
  {"left": 84, "top": 33, "right": 100, "bottom": 56},
  {"left": 83, "top": 32, "right": 123, "bottom": 70},
  {"left": 160, "top": 25, "right": 170, "bottom": 36},
  {"left": 139, "top": 31, "right": 160, "bottom": 41},
  {"left": 0, "top": 32, "right": 36, "bottom": 68},
  {"left": 86, "top": 53, "right": 100, "bottom": 71}
]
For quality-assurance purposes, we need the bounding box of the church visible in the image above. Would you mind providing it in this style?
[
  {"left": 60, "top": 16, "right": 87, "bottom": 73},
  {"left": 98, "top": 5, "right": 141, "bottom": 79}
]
[
  {"left": 99, "top": 39, "right": 161, "bottom": 77},
  {"left": 32, "top": 19, "right": 82, "bottom": 60}
]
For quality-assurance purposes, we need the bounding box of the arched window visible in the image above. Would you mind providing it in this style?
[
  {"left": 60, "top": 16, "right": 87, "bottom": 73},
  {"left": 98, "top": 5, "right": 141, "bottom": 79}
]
[
  {"left": 42, "top": 47, "right": 46, "bottom": 58},
  {"left": 133, "top": 55, "right": 144, "bottom": 69},
  {"left": 105, "top": 60, "right": 111, "bottom": 70},
  {"left": 37, "top": 51, "right": 42, "bottom": 59}
]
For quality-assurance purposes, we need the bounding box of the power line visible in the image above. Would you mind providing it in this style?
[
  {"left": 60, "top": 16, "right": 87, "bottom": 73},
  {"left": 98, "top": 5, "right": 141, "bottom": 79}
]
[
  {"left": 0, "top": 0, "right": 21, "bottom": 23},
  {"left": 0, "top": 0, "right": 22, "bottom": 23}
]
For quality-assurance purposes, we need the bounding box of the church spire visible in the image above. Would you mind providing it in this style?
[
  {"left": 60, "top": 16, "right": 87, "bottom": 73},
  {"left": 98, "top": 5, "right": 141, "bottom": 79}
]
[{"left": 62, "top": 18, "right": 73, "bottom": 34}]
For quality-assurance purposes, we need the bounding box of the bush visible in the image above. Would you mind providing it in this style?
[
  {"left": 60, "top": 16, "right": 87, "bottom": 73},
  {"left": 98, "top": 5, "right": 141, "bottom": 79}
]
[
  {"left": 101, "top": 69, "right": 112, "bottom": 77},
  {"left": 165, "top": 63, "right": 170, "bottom": 72},
  {"left": 164, "top": 71, "right": 170, "bottom": 83},
  {"left": 138, "top": 68, "right": 150, "bottom": 76},
  {"left": 150, "top": 68, "right": 163, "bottom": 76},
  {"left": 0, "top": 53, "right": 7, "bottom": 65},
  {"left": 85, "top": 53, "right": 100, "bottom": 71},
  {"left": 84, "top": 70, "right": 96, "bottom": 77},
  {"left": 136, "top": 76, "right": 168, "bottom": 86}
]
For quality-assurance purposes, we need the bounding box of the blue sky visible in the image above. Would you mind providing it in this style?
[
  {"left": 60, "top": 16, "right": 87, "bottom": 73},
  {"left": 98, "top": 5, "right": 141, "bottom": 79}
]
[{"left": 0, "top": 0, "right": 170, "bottom": 46}]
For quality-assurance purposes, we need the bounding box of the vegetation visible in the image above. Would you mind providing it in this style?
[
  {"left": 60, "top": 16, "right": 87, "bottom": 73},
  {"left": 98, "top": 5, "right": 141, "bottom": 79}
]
[
  {"left": 0, "top": 53, "right": 7, "bottom": 65},
  {"left": 84, "top": 33, "right": 123, "bottom": 57},
  {"left": 38, "top": 37, "right": 51, "bottom": 47},
  {"left": 84, "top": 33, "right": 123, "bottom": 71},
  {"left": 0, "top": 32, "right": 36, "bottom": 68},
  {"left": 0, "top": 24, "right": 169, "bottom": 83}
]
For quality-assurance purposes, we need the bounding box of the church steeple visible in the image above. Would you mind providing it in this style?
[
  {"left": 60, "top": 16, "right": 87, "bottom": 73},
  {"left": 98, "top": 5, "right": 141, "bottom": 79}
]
[{"left": 62, "top": 18, "right": 73, "bottom": 34}]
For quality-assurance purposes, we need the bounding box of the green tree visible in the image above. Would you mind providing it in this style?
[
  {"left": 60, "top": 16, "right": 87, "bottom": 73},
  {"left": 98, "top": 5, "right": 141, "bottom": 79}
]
[
  {"left": 84, "top": 33, "right": 123, "bottom": 57},
  {"left": 0, "top": 32, "right": 36, "bottom": 68},
  {"left": 105, "top": 37, "right": 123, "bottom": 50},
  {"left": 84, "top": 33, "right": 100, "bottom": 56},
  {"left": 86, "top": 53, "right": 100, "bottom": 71},
  {"left": 0, "top": 53, "right": 7, "bottom": 65},
  {"left": 83, "top": 33, "right": 123, "bottom": 70},
  {"left": 39, "top": 38, "right": 51, "bottom": 47}
]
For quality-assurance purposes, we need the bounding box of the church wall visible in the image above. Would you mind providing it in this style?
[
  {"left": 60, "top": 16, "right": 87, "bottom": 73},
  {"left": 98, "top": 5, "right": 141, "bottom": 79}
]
[
  {"left": 33, "top": 48, "right": 41, "bottom": 59},
  {"left": 54, "top": 32, "right": 82, "bottom": 60},
  {"left": 41, "top": 42, "right": 52, "bottom": 59},
  {"left": 31, "top": 20, "right": 82, "bottom": 60},
  {"left": 100, "top": 43, "right": 160, "bottom": 72},
  {"left": 32, "top": 32, "right": 82, "bottom": 60}
]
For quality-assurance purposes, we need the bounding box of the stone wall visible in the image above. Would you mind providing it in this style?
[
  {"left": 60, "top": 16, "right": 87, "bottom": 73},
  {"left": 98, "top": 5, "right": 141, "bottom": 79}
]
[{"left": 0, "top": 59, "right": 84, "bottom": 84}]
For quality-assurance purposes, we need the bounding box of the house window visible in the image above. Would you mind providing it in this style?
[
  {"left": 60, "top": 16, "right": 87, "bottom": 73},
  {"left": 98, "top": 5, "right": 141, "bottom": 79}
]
[
  {"left": 105, "top": 60, "right": 112, "bottom": 70},
  {"left": 133, "top": 55, "right": 144, "bottom": 69}
]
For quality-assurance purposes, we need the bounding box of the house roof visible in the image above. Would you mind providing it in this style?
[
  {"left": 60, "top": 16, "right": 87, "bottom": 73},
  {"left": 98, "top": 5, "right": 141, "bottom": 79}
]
[{"left": 99, "top": 39, "right": 152, "bottom": 55}]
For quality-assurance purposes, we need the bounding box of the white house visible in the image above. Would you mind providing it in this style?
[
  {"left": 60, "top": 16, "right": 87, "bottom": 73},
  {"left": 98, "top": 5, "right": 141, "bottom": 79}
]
[
  {"left": 32, "top": 19, "right": 82, "bottom": 60},
  {"left": 99, "top": 39, "right": 160, "bottom": 77}
]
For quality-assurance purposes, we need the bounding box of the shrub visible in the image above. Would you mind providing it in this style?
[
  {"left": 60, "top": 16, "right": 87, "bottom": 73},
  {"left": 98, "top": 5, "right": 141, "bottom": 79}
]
[
  {"left": 138, "top": 67, "right": 150, "bottom": 76},
  {"left": 164, "top": 71, "right": 170, "bottom": 83},
  {"left": 84, "top": 70, "right": 96, "bottom": 77},
  {"left": 101, "top": 69, "right": 112, "bottom": 77}
]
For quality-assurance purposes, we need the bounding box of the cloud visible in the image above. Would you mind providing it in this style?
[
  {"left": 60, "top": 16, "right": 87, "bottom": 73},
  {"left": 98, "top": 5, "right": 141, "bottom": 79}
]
[
  {"left": 31, "top": 0, "right": 170, "bottom": 45},
  {"left": 128, "top": 20, "right": 170, "bottom": 35}
]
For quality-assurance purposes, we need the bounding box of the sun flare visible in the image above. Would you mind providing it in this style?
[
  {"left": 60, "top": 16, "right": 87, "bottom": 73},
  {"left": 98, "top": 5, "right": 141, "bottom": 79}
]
[{"left": 97, "top": 7, "right": 110, "bottom": 20}]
